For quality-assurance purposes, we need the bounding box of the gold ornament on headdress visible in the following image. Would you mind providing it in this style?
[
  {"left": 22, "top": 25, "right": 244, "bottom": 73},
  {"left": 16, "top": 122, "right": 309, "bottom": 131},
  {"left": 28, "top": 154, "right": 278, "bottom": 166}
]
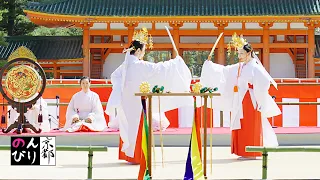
[
  {"left": 7, "top": 46, "right": 37, "bottom": 62},
  {"left": 227, "top": 33, "right": 247, "bottom": 57},
  {"left": 132, "top": 27, "right": 153, "bottom": 49}
]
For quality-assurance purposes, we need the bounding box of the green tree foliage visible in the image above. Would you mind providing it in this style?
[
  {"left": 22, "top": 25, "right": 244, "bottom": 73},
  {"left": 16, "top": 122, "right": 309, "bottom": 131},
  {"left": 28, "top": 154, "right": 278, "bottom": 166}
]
[
  {"left": 0, "top": 0, "right": 36, "bottom": 36},
  {"left": 183, "top": 51, "right": 210, "bottom": 77},
  {"left": 0, "top": 60, "right": 7, "bottom": 67},
  {"left": 29, "top": 26, "right": 83, "bottom": 36},
  {"left": 0, "top": 0, "right": 82, "bottom": 36},
  {"left": 145, "top": 50, "right": 214, "bottom": 78},
  {"left": 144, "top": 51, "right": 171, "bottom": 63},
  {"left": 0, "top": 11, "right": 8, "bottom": 46},
  {"left": 226, "top": 51, "right": 239, "bottom": 65},
  {"left": 0, "top": 31, "right": 7, "bottom": 46}
]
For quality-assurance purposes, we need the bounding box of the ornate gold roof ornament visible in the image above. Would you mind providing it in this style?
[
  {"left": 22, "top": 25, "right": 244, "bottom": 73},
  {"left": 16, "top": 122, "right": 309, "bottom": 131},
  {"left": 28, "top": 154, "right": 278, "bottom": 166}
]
[
  {"left": 7, "top": 46, "right": 37, "bottom": 62},
  {"left": 227, "top": 32, "right": 247, "bottom": 57}
]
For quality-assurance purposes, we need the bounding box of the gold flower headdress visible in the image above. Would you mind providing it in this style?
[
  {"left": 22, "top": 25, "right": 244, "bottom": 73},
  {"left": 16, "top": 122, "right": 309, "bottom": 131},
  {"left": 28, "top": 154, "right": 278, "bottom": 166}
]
[
  {"left": 133, "top": 27, "right": 153, "bottom": 48},
  {"left": 123, "top": 27, "right": 153, "bottom": 53},
  {"left": 227, "top": 32, "right": 247, "bottom": 57}
]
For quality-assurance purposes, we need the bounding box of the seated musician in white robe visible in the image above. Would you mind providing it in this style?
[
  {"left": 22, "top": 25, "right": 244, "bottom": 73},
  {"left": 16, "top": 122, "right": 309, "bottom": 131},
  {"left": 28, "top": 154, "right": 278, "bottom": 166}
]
[
  {"left": 8, "top": 92, "right": 50, "bottom": 132},
  {"left": 63, "top": 76, "right": 107, "bottom": 132}
]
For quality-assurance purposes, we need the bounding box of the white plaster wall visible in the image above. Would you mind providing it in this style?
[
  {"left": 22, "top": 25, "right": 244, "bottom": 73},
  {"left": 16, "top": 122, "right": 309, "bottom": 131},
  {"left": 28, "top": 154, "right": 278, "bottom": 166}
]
[
  {"left": 90, "top": 23, "right": 107, "bottom": 30},
  {"left": 136, "top": 23, "right": 152, "bottom": 29},
  {"left": 125, "top": 36, "right": 172, "bottom": 43},
  {"left": 180, "top": 36, "right": 218, "bottom": 43},
  {"left": 225, "top": 23, "right": 242, "bottom": 30},
  {"left": 270, "top": 23, "right": 287, "bottom": 29},
  {"left": 200, "top": 23, "right": 217, "bottom": 29},
  {"left": 225, "top": 36, "right": 261, "bottom": 43},
  {"left": 270, "top": 53, "right": 295, "bottom": 78},
  {"left": 152, "top": 36, "right": 171, "bottom": 43},
  {"left": 155, "top": 23, "right": 170, "bottom": 29},
  {"left": 180, "top": 23, "right": 197, "bottom": 29},
  {"left": 102, "top": 53, "right": 125, "bottom": 79},
  {"left": 290, "top": 23, "right": 307, "bottom": 30},
  {"left": 110, "top": 23, "right": 126, "bottom": 29},
  {"left": 245, "top": 23, "right": 262, "bottom": 29}
]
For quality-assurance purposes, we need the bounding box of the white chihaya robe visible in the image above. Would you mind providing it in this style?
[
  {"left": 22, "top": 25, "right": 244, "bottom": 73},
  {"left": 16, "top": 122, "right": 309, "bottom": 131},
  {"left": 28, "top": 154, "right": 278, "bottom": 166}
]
[
  {"left": 108, "top": 111, "right": 170, "bottom": 131},
  {"left": 152, "top": 112, "right": 170, "bottom": 131},
  {"left": 199, "top": 59, "right": 281, "bottom": 147},
  {"left": 9, "top": 93, "right": 50, "bottom": 132},
  {"left": 63, "top": 90, "right": 107, "bottom": 132},
  {"left": 106, "top": 54, "right": 193, "bottom": 158},
  {"left": 106, "top": 63, "right": 171, "bottom": 132}
]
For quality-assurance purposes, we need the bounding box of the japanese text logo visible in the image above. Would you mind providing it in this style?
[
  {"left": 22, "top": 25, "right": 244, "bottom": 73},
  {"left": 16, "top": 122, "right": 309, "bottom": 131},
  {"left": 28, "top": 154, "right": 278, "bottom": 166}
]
[{"left": 11, "top": 136, "right": 56, "bottom": 166}]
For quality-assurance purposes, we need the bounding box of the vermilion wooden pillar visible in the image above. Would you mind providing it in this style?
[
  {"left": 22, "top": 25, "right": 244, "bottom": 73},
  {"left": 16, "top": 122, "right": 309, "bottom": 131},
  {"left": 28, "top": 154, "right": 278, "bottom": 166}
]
[{"left": 305, "top": 23, "right": 315, "bottom": 78}]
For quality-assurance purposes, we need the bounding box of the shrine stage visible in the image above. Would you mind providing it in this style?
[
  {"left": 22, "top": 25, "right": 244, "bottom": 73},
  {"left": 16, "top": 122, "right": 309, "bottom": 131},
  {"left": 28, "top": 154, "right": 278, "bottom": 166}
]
[{"left": 0, "top": 127, "right": 320, "bottom": 147}]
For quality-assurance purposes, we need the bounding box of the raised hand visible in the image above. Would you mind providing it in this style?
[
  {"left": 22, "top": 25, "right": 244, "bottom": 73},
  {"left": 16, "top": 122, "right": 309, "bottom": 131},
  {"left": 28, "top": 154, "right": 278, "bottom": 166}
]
[
  {"left": 85, "top": 118, "right": 92, "bottom": 123},
  {"left": 72, "top": 117, "right": 80, "bottom": 124}
]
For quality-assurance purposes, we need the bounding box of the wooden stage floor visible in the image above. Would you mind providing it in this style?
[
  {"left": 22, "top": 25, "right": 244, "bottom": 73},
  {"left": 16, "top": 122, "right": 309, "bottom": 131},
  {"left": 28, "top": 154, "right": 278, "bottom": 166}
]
[{"left": 0, "top": 127, "right": 320, "bottom": 147}]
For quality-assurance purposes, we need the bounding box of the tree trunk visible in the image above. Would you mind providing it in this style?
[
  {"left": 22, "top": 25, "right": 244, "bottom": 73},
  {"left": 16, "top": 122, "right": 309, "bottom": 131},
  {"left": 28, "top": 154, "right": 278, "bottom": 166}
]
[{"left": 7, "top": 0, "right": 15, "bottom": 36}]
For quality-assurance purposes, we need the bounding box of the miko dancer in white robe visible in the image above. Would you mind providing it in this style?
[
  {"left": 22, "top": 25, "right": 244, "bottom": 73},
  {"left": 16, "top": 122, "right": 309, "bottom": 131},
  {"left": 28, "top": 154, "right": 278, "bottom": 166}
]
[
  {"left": 8, "top": 92, "right": 50, "bottom": 132},
  {"left": 106, "top": 28, "right": 193, "bottom": 164},
  {"left": 107, "top": 58, "right": 170, "bottom": 132},
  {"left": 63, "top": 76, "right": 107, "bottom": 132},
  {"left": 199, "top": 34, "right": 281, "bottom": 159}
]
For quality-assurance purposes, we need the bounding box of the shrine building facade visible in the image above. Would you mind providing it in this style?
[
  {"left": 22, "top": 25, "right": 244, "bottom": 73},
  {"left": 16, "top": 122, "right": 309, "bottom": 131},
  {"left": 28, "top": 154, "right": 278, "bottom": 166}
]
[{"left": 2, "top": 0, "right": 320, "bottom": 79}]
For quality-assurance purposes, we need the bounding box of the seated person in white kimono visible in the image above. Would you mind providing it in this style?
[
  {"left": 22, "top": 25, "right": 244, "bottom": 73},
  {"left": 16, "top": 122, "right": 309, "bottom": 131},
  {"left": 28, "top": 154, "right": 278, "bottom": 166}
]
[
  {"left": 62, "top": 76, "right": 107, "bottom": 132},
  {"left": 8, "top": 92, "right": 50, "bottom": 132}
]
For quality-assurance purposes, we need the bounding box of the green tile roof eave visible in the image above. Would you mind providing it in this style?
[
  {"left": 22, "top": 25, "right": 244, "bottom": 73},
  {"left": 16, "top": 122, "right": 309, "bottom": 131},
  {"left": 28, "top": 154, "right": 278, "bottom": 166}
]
[
  {"left": 24, "top": 0, "right": 320, "bottom": 17},
  {"left": 0, "top": 36, "right": 84, "bottom": 60},
  {"left": 24, "top": 11, "right": 320, "bottom": 17}
]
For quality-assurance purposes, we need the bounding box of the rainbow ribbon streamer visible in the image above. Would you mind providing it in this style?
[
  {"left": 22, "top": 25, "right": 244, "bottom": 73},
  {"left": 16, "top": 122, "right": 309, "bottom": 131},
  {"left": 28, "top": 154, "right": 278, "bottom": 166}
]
[
  {"left": 184, "top": 100, "right": 205, "bottom": 180},
  {"left": 138, "top": 97, "right": 151, "bottom": 180}
]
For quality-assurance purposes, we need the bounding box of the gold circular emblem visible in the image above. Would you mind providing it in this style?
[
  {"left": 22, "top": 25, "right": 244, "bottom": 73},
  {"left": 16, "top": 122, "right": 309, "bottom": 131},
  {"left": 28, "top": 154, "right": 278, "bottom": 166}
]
[{"left": 5, "top": 65, "right": 40, "bottom": 100}]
